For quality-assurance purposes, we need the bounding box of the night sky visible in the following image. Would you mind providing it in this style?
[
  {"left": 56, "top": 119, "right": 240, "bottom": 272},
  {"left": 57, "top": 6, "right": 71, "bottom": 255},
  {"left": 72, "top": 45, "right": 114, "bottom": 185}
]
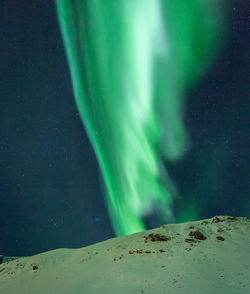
[{"left": 0, "top": 0, "right": 249, "bottom": 257}]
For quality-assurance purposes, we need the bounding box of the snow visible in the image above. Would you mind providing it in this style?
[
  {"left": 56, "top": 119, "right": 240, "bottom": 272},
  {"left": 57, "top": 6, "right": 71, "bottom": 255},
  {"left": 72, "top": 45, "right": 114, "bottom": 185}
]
[{"left": 0, "top": 216, "right": 249, "bottom": 293}]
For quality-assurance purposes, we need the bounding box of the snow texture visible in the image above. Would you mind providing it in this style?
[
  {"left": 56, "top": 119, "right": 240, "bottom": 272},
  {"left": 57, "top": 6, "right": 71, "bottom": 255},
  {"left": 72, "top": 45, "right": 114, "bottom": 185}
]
[{"left": 0, "top": 216, "right": 249, "bottom": 293}]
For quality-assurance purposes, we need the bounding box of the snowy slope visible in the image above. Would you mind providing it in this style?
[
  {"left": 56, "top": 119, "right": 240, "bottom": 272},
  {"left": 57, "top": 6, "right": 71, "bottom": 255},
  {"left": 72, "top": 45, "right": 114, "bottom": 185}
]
[{"left": 0, "top": 216, "right": 249, "bottom": 294}]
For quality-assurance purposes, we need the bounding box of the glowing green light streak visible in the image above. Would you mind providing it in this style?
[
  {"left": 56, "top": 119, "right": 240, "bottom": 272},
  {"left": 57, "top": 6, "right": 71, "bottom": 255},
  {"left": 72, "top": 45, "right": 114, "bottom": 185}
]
[{"left": 56, "top": 0, "right": 223, "bottom": 236}]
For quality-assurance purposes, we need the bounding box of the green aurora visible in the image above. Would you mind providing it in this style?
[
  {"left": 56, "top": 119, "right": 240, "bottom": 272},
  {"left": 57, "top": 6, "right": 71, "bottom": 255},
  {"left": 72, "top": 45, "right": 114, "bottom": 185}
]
[{"left": 56, "top": 0, "right": 223, "bottom": 236}]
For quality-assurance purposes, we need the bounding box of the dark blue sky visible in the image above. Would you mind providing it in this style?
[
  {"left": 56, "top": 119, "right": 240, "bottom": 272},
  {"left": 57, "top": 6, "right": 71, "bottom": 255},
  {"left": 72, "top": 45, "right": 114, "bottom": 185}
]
[{"left": 0, "top": 0, "right": 249, "bottom": 256}]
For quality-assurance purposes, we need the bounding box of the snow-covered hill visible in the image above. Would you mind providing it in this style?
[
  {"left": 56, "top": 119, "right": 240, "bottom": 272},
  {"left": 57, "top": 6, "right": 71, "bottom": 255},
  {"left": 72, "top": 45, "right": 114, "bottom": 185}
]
[{"left": 0, "top": 216, "right": 249, "bottom": 293}]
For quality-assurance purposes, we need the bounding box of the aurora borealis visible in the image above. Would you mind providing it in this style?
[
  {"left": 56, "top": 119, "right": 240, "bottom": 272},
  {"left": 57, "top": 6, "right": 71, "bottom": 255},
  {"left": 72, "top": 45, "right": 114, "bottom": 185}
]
[{"left": 56, "top": 0, "right": 223, "bottom": 235}]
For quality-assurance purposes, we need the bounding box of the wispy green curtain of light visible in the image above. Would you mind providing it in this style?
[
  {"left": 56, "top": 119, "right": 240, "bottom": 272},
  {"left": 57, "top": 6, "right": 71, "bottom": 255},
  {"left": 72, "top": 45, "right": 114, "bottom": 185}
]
[{"left": 56, "top": 0, "right": 223, "bottom": 235}]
